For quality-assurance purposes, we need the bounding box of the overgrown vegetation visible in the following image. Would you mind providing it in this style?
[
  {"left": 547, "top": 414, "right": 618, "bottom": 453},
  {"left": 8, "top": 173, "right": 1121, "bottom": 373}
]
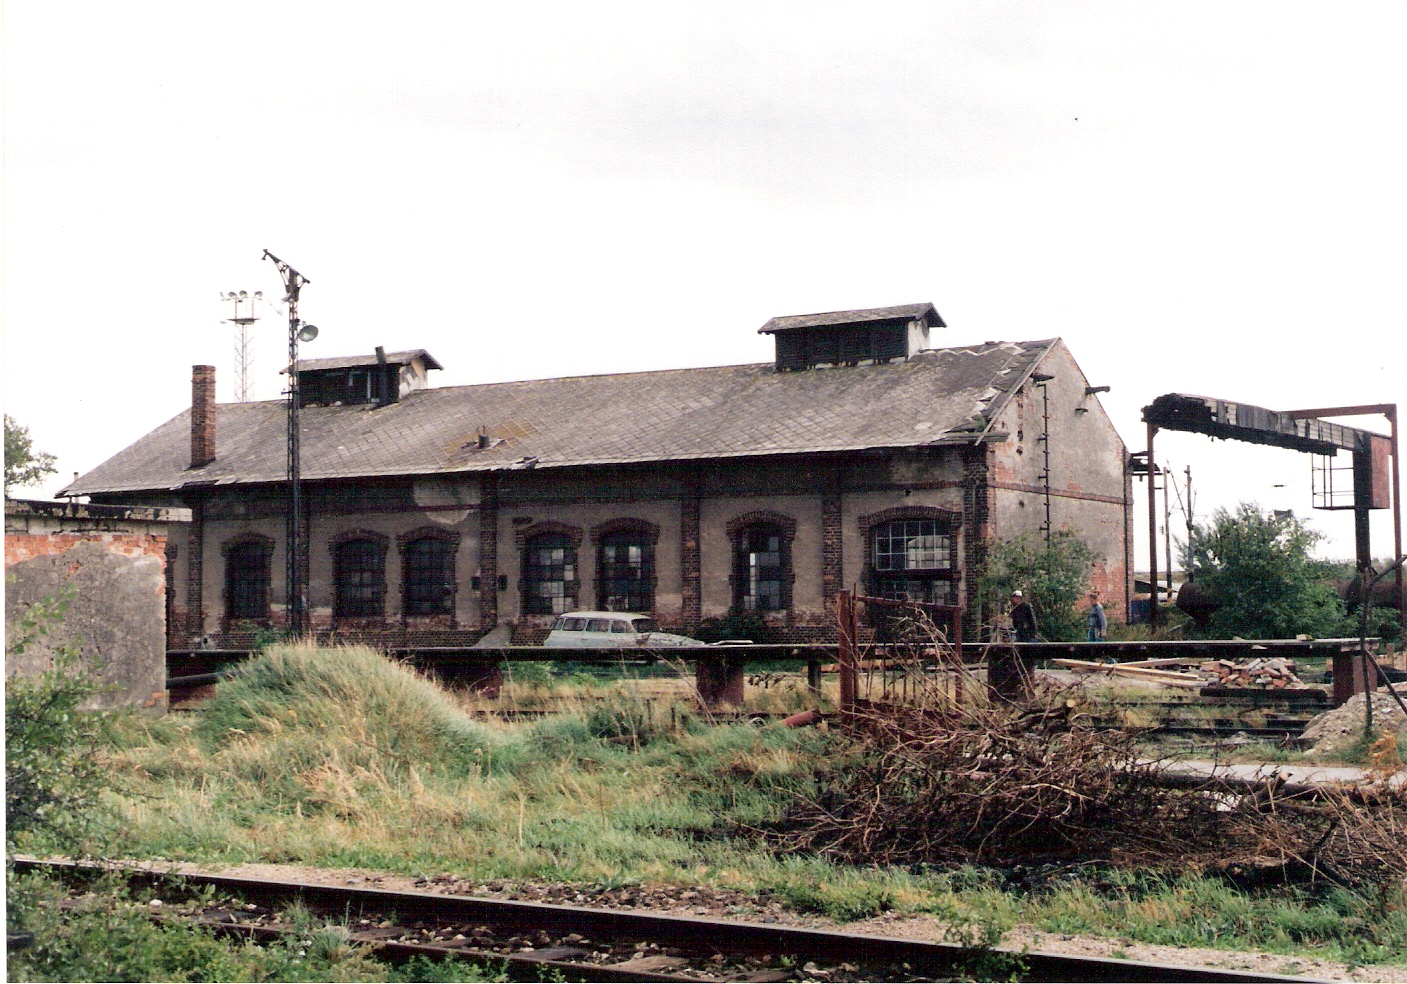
[
  {"left": 977, "top": 529, "right": 1095, "bottom": 641},
  {"left": 6, "top": 590, "right": 114, "bottom": 852},
  {"left": 30, "top": 640, "right": 1407, "bottom": 975},
  {"left": 6, "top": 869, "right": 505, "bottom": 982},
  {"left": 1184, "top": 503, "right": 1349, "bottom": 639},
  {"left": 695, "top": 607, "right": 779, "bottom": 643},
  {"left": 4, "top": 616, "right": 515, "bottom": 982}
]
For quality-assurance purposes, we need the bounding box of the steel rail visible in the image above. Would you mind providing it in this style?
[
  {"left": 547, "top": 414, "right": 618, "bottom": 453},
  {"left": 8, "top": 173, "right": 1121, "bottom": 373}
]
[
  {"left": 16, "top": 858, "right": 1325, "bottom": 983},
  {"left": 163, "top": 915, "right": 691, "bottom": 982}
]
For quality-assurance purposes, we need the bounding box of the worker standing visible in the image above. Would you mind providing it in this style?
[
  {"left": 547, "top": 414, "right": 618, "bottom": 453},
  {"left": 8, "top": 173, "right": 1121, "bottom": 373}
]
[
  {"left": 1010, "top": 590, "right": 1038, "bottom": 643},
  {"left": 1087, "top": 591, "right": 1107, "bottom": 642}
]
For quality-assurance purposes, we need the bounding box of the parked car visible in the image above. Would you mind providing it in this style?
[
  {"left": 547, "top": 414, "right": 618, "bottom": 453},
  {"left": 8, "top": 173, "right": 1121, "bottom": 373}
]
[{"left": 542, "top": 612, "right": 708, "bottom": 649}]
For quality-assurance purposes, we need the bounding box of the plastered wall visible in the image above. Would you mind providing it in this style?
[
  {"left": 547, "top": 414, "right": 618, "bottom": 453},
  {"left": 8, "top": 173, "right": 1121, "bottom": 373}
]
[{"left": 5, "top": 500, "right": 188, "bottom": 711}]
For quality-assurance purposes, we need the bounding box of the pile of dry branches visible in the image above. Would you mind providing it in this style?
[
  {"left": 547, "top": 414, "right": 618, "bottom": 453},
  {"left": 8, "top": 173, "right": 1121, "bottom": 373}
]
[{"left": 781, "top": 628, "right": 1407, "bottom": 890}]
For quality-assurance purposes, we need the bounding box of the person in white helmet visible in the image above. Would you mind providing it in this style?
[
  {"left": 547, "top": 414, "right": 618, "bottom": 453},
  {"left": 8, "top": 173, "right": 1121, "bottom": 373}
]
[{"left": 1009, "top": 590, "right": 1037, "bottom": 643}]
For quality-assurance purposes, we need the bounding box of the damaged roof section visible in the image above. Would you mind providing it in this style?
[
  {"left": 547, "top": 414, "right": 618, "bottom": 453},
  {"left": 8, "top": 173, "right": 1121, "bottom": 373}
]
[{"left": 65, "top": 339, "right": 1059, "bottom": 495}]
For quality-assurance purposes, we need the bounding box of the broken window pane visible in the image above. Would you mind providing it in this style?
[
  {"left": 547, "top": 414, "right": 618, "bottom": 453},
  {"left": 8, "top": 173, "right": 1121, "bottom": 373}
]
[
  {"left": 524, "top": 533, "right": 575, "bottom": 615},
  {"left": 870, "top": 519, "right": 957, "bottom": 604},
  {"left": 733, "top": 523, "right": 787, "bottom": 612}
]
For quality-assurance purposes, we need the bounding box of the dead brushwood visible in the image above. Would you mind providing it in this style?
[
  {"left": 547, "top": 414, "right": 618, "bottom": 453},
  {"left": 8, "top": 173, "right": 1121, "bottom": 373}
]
[{"left": 774, "top": 614, "right": 1407, "bottom": 891}]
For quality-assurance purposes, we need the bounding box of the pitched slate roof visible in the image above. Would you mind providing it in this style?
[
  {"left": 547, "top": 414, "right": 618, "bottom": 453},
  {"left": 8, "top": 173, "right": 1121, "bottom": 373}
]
[{"left": 65, "top": 339, "right": 1058, "bottom": 495}]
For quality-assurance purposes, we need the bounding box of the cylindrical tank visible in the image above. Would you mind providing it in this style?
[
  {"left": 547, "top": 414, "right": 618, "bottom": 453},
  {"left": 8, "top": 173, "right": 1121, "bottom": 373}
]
[{"left": 1175, "top": 581, "right": 1219, "bottom": 629}]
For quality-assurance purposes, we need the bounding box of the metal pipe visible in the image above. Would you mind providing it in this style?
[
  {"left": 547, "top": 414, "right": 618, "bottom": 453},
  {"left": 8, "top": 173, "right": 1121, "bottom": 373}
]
[
  {"left": 837, "top": 590, "right": 856, "bottom": 714},
  {"left": 1163, "top": 460, "right": 1173, "bottom": 598},
  {"left": 1146, "top": 422, "right": 1159, "bottom": 628},
  {"left": 1391, "top": 407, "right": 1404, "bottom": 626}
]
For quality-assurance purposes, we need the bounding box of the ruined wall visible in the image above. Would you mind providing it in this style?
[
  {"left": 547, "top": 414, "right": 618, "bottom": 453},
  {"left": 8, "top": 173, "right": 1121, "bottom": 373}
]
[
  {"left": 987, "top": 340, "right": 1132, "bottom": 621},
  {"left": 5, "top": 499, "right": 188, "bottom": 711}
]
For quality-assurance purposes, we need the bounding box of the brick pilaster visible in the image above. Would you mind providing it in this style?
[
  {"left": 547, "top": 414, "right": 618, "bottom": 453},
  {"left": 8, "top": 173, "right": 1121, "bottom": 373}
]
[
  {"left": 962, "top": 445, "right": 993, "bottom": 639},
  {"left": 821, "top": 488, "right": 843, "bottom": 602},
  {"left": 479, "top": 476, "right": 499, "bottom": 631},
  {"left": 185, "top": 497, "right": 205, "bottom": 638},
  {"left": 680, "top": 478, "right": 701, "bottom": 632}
]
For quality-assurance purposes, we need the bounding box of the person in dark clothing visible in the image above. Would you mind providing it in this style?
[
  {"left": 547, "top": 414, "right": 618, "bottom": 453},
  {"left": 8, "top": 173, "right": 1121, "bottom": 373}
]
[{"left": 1010, "top": 590, "right": 1038, "bottom": 643}]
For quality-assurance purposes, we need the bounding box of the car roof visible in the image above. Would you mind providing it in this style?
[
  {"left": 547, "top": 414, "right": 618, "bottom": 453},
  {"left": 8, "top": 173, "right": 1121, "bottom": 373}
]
[{"left": 557, "top": 611, "right": 648, "bottom": 620}]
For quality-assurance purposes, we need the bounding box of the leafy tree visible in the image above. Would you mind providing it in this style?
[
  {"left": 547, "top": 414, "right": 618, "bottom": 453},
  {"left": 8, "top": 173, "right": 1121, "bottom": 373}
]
[
  {"left": 1185, "top": 502, "right": 1346, "bottom": 639},
  {"left": 4, "top": 414, "right": 57, "bottom": 494},
  {"left": 978, "top": 529, "right": 1095, "bottom": 641}
]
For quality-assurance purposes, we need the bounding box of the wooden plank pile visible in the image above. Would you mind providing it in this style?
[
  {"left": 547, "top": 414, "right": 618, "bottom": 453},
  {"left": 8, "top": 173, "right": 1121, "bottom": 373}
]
[
  {"left": 1053, "top": 656, "right": 1303, "bottom": 690},
  {"left": 1052, "top": 659, "right": 1204, "bottom": 688},
  {"left": 1199, "top": 657, "right": 1301, "bottom": 688}
]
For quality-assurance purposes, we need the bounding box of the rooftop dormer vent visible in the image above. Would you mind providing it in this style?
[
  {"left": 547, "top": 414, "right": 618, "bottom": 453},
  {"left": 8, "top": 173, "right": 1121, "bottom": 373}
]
[
  {"left": 290, "top": 348, "right": 443, "bottom": 408},
  {"left": 758, "top": 303, "right": 945, "bottom": 372}
]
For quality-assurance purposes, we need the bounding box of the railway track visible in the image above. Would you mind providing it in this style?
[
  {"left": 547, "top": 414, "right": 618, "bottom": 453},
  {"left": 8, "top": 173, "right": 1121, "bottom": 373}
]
[{"left": 15, "top": 858, "right": 1324, "bottom": 983}]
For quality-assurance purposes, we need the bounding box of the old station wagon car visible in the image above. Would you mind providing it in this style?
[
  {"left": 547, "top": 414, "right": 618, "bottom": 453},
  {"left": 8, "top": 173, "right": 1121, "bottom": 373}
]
[{"left": 542, "top": 612, "right": 708, "bottom": 649}]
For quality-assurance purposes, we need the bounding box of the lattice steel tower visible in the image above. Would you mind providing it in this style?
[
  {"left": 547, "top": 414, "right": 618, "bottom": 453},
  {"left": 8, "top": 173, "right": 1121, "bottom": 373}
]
[{"left": 221, "top": 290, "right": 262, "bottom": 402}]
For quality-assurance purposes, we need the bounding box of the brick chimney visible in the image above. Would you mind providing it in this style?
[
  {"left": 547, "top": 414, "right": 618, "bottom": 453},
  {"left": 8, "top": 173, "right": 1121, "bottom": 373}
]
[{"left": 190, "top": 365, "right": 216, "bottom": 468}]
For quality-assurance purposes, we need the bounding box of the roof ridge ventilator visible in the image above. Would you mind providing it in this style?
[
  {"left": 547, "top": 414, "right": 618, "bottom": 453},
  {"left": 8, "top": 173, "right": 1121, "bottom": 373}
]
[{"left": 759, "top": 303, "right": 946, "bottom": 372}]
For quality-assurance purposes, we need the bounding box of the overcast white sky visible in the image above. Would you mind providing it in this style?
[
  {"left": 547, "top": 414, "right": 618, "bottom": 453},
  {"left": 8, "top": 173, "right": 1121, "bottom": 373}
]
[{"left": 3, "top": 1, "right": 1404, "bottom": 567}]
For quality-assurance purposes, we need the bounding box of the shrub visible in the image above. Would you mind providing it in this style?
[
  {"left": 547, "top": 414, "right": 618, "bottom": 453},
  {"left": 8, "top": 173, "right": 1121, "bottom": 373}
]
[
  {"left": 1186, "top": 503, "right": 1347, "bottom": 639},
  {"left": 695, "top": 608, "right": 777, "bottom": 644},
  {"left": 5, "top": 591, "right": 113, "bottom": 852},
  {"left": 977, "top": 529, "right": 1095, "bottom": 641}
]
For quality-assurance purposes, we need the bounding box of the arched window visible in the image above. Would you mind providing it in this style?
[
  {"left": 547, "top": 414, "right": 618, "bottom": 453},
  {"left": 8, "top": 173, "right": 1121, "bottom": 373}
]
[
  {"left": 223, "top": 536, "right": 271, "bottom": 621},
  {"left": 522, "top": 531, "right": 576, "bottom": 615},
  {"left": 597, "top": 528, "right": 655, "bottom": 612},
  {"left": 730, "top": 519, "right": 793, "bottom": 612},
  {"left": 400, "top": 532, "right": 458, "bottom": 617},
  {"left": 869, "top": 517, "right": 957, "bottom": 605},
  {"left": 334, "top": 536, "right": 387, "bottom": 618}
]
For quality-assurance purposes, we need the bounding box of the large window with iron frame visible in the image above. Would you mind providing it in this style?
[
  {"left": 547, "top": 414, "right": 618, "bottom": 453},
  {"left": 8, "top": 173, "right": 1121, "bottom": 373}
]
[
  {"left": 401, "top": 535, "right": 456, "bottom": 617},
  {"left": 869, "top": 518, "right": 957, "bottom": 605},
  {"left": 523, "top": 532, "right": 576, "bottom": 615},
  {"left": 732, "top": 523, "right": 789, "bottom": 612},
  {"left": 597, "top": 531, "right": 653, "bottom": 612},
  {"left": 334, "top": 538, "right": 386, "bottom": 618}
]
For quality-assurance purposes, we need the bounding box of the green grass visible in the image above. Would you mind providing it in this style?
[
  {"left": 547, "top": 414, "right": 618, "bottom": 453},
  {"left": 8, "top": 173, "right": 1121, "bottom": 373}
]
[
  {"left": 1029, "top": 871, "right": 1407, "bottom": 967},
  {"left": 5, "top": 868, "right": 506, "bottom": 983},
  {"left": 31, "top": 642, "right": 1407, "bottom": 975}
]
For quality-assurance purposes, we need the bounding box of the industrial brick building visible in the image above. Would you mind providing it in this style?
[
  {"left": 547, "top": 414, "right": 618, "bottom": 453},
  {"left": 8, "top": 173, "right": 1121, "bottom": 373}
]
[{"left": 65, "top": 304, "right": 1132, "bottom": 647}]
